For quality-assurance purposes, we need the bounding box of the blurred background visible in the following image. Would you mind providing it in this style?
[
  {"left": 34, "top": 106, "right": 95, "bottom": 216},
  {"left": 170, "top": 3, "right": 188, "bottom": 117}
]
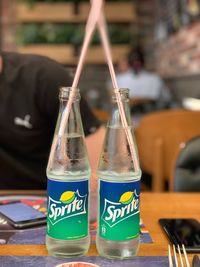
[
  {"left": 1, "top": 0, "right": 200, "bottom": 108},
  {"left": 1, "top": 0, "right": 200, "bottom": 191}
]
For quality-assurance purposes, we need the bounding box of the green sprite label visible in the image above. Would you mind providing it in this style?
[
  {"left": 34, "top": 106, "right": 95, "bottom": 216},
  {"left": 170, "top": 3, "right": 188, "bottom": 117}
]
[
  {"left": 99, "top": 179, "right": 140, "bottom": 241},
  {"left": 47, "top": 178, "right": 88, "bottom": 240}
]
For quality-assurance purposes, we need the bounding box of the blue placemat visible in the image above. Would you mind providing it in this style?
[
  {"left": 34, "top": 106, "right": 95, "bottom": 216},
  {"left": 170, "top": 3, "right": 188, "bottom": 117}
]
[
  {"left": 0, "top": 256, "right": 169, "bottom": 267},
  {"left": 0, "top": 225, "right": 152, "bottom": 245},
  {"left": 0, "top": 196, "right": 153, "bottom": 245}
]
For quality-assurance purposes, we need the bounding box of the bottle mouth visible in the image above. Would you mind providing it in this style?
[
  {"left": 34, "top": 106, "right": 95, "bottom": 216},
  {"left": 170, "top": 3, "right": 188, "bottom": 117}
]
[
  {"left": 112, "top": 88, "right": 129, "bottom": 101},
  {"left": 59, "top": 87, "right": 80, "bottom": 100}
]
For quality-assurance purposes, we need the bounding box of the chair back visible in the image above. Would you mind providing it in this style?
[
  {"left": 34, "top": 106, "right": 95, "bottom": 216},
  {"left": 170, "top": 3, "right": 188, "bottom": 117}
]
[{"left": 135, "top": 109, "right": 200, "bottom": 191}]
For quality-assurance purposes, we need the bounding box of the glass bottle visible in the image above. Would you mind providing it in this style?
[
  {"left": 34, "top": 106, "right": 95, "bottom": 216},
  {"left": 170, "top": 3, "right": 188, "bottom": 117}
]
[
  {"left": 46, "top": 87, "right": 91, "bottom": 257},
  {"left": 96, "top": 88, "right": 141, "bottom": 259}
]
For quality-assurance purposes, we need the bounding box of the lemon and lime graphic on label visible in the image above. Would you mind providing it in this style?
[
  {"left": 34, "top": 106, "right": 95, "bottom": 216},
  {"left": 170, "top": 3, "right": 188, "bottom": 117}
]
[
  {"left": 60, "top": 191, "right": 76, "bottom": 204},
  {"left": 59, "top": 190, "right": 134, "bottom": 205},
  {"left": 119, "top": 191, "right": 134, "bottom": 205}
]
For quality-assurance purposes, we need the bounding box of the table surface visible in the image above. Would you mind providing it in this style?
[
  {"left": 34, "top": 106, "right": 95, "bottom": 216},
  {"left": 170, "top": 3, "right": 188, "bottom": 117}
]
[{"left": 0, "top": 191, "right": 199, "bottom": 259}]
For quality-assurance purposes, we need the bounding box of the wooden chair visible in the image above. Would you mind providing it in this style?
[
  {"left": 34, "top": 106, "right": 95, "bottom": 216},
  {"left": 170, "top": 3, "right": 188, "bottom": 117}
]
[{"left": 135, "top": 109, "right": 200, "bottom": 192}]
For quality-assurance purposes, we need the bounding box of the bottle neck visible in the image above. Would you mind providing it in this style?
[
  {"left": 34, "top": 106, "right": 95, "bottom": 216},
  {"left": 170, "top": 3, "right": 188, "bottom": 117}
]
[
  {"left": 98, "top": 89, "right": 140, "bottom": 176},
  {"left": 109, "top": 90, "right": 132, "bottom": 128},
  {"left": 59, "top": 97, "right": 80, "bottom": 114},
  {"left": 47, "top": 87, "right": 91, "bottom": 176},
  {"left": 55, "top": 87, "right": 84, "bottom": 137},
  {"left": 59, "top": 87, "right": 81, "bottom": 101}
]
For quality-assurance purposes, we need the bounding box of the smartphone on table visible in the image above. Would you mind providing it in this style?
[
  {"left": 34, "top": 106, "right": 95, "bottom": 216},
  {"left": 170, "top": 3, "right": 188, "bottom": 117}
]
[
  {"left": 0, "top": 202, "right": 46, "bottom": 229},
  {"left": 159, "top": 218, "right": 200, "bottom": 253}
]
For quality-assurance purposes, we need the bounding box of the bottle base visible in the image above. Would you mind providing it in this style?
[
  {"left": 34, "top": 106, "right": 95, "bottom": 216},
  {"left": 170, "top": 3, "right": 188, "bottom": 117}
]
[
  {"left": 46, "top": 235, "right": 90, "bottom": 258},
  {"left": 96, "top": 236, "right": 140, "bottom": 260}
]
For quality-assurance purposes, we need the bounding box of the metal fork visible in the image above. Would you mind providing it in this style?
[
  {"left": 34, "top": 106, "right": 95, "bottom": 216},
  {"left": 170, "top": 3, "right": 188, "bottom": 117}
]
[{"left": 168, "top": 244, "right": 191, "bottom": 267}]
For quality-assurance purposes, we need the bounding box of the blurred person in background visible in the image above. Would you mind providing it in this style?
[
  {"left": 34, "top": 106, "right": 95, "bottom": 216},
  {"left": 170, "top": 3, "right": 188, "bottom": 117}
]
[
  {"left": 0, "top": 52, "right": 104, "bottom": 190},
  {"left": 109, "top": 47, "right": 172, "bottom": 114}
]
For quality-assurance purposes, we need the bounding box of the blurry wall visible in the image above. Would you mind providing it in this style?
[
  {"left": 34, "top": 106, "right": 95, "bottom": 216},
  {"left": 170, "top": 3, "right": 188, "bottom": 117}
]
[
  {"left": 156, "top": 22, "right": 200, "bottom": 77},
  {"left": 0, "top": 0, "right": 16, "bottom": 51},
  {"left": 0, "top": 0, "right": 157, "bottom": 111},
  {"left": 137, "top": 0, "right": 156, "bottom": 71},
  {"left": 156, "top": 21, "right": 200, "bottom": 102}
]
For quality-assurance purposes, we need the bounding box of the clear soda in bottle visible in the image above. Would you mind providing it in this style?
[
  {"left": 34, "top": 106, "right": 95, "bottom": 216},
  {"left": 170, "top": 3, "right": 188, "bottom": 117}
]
[
  {"left": 96, "top": 88, "right": 141, "bottom": 259},
  {"left": 46, "top": 87, "right": 91, "bottom": 257}
]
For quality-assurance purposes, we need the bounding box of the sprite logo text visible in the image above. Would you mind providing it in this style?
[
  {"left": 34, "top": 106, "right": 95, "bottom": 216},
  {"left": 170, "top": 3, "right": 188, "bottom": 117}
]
[
  {"left": 101, "top": 190, "right": 139, "bottom": 228},
  {"left": 48, "top": 190, "right": 87, "bottom": 225},
  {"left": 99, "top": 180, "right": 140, "bottom": 241}
]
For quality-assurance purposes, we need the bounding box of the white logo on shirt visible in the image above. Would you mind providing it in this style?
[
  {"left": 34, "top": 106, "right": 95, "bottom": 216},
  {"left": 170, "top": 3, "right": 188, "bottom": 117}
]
[{"left": 14, "top": 115, "right": 33, "bottom": 129}]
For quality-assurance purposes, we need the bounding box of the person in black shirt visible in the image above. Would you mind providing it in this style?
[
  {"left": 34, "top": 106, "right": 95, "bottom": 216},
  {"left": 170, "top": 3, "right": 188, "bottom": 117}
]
[{"left": 0, "top": 52, "right": 104, "bottom": 190}]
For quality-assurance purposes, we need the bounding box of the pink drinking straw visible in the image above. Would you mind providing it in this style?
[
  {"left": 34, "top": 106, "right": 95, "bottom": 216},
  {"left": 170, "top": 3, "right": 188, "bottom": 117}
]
[
  {"left": 57, "top": 0, "right": 104, "bottom": 137},
  {"left": 95, "top": 10, "right": 140, "bottom": 172},
  {"left": 48, "top": 0, "right": 103, "bottom": 167},
  {"left": 53, "top": 0, "right": 140, "bottom": 173}
]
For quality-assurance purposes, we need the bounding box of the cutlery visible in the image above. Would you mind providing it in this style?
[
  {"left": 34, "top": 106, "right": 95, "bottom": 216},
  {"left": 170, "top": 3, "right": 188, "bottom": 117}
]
[{"left": 168, "top": 244, "right": 191, "bottom": 267}]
